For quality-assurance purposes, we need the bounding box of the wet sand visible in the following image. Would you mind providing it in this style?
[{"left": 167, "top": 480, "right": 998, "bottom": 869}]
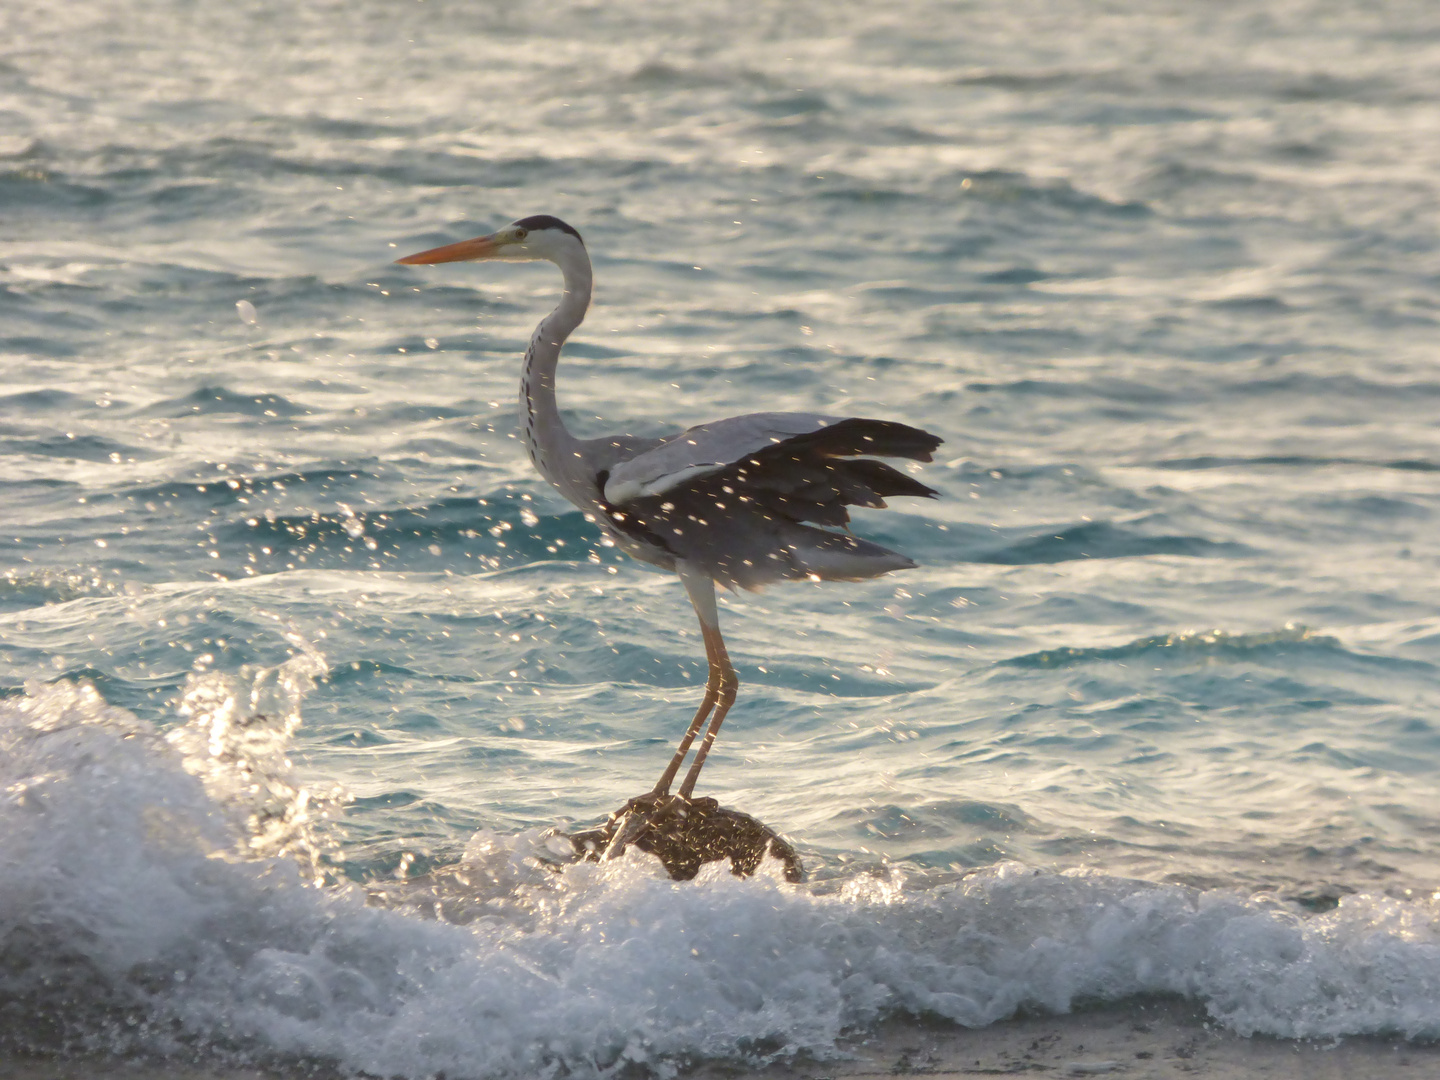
[
  {"left": 731, "top": 999, "right": 1440, "bottom": 1079},
  {"left": 8, "top": 1000, "right": 1438, "bottom": 1080}
]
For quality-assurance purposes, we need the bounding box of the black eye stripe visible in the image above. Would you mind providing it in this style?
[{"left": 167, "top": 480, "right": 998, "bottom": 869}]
[{"left": 511, "top": 214, "right": 585, "bottom": 245}]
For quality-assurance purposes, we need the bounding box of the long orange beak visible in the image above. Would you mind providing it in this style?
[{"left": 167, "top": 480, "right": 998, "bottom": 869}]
[{"left": 395, "top": 234, "right": 500, "bottom": 265}]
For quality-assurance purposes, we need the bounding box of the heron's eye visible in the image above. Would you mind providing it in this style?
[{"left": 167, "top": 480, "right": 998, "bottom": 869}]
[{"left": 514, "top": 228, "right": 529, "bottom": 241}]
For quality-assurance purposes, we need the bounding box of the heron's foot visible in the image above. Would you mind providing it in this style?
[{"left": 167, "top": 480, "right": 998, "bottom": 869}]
[
  {"left": 566, "top": 793, "right": 803, "bottom": 882},
  {"left": 599, "top": 792, "right": 713, "bottom": 863}
]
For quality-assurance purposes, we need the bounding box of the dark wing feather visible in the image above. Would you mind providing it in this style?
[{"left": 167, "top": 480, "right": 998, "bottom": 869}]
[
  {"left": 725, "top": 418, "right": 940, "bottom": 527},
  {"left": 763, "top": 416, "right": 942, "bottom": 464},
  {"left": 600, "top": 417, "right": 942, "bottom": 589}
]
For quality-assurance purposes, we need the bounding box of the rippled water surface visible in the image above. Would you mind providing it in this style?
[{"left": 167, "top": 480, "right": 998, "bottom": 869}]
[{"left": 5, "top": 0, "right": 1440, "bottom": 1073}]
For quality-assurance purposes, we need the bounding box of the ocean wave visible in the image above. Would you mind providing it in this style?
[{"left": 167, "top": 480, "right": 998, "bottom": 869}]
[
  {"left": 1004, "top": 627, "right": 1372, "bottom": 670},
  {"left": 0, "top": 430, "right": 154, "bottom": 463},
  {"left": 215, "top": 495, "right": 609, "bottom": 575},
  {"left": 135, "top": 384, "right": 310, "bottom": 419},
  {"left": 5, "top": 680, "right": 1440, "bottom": 1076},
  {"left": 971, "top": 521, "right": 1249, "bottom": 565},
  {"left": 73, "top": 468, "right": 607, "bottom": 573},
  {"left": 1151, "top": 454, "right": 1440, "bottom": 473}
]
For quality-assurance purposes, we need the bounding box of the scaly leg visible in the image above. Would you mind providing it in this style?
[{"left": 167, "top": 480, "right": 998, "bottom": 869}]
[
  {"left": 649, "top": 669, "right": 718, "bottom": 797},
  {"left": 650, "top": 567, "right": 731, "bottom": 797},
  {"left": 676, "top": 619, "right": 737, "bottom": 798}
]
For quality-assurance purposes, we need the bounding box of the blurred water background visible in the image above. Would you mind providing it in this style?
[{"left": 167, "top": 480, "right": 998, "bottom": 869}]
[{"left": 5, "top": 0, "right": 1440, "bottom": 1074}]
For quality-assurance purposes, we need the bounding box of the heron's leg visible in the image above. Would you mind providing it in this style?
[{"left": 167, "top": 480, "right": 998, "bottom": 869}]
[
  {"left": 662, "top": 566, "right": 738, "bottom": 799},
  {"left": 675, "top": 618, "right": 737, "bottom": 799},
  {"left": 649, "top": 672, "right": 717, "bottom": 797},
  {"left": 650, "top": 567, "right": 725, "bottom": 797}
]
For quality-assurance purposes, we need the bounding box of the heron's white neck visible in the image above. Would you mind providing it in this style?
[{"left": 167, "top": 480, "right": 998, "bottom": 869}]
[{"left": 520, "top": 244, "right": 594, "bottom": 506}]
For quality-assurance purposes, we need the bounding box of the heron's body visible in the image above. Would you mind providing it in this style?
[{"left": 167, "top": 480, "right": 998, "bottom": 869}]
[{"left": 399, "top": 216, "right": 941, "bottom": 800}]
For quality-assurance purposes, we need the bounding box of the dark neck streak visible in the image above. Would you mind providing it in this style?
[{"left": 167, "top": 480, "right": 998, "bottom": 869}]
[{"left": 519, "top": 249, "right": 594, "bottom": 508}]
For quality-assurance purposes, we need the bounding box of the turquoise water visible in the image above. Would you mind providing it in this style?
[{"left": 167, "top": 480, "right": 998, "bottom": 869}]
[{"left": 6, "top": 0, "right": 1440, "bottom": 1072}]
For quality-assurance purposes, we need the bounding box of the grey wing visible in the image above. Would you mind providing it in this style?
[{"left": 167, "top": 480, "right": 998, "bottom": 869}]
[
  {"left": 598, "top": 414, "right": 943, "bottom": 590},
  {"left": 602, "top": 412, "right": 843, "bottom": 503}
]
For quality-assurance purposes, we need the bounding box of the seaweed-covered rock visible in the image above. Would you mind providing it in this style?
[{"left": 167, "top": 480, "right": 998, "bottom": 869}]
[{"left": 568, "top": 794, "right": 803, "bottom": 882}]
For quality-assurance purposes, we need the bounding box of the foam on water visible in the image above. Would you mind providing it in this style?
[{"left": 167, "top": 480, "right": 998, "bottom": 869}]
[{"left": 5, "top": 678, "right": 1440, "bottom": 1077}]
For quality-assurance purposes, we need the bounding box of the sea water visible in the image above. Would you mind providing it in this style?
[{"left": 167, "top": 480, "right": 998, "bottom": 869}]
[{"left": 4, "top": 0, "right": 1440, "bottom": 1073}]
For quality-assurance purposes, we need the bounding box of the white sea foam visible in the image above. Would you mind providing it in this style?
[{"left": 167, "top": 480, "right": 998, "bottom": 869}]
[{"left": 4, "top": 681, "right": 1440, "bottom": 1076}]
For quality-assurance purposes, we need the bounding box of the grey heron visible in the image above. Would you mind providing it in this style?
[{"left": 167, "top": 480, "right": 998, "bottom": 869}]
[{"left": 397, "top": 215, "right": 941, "bottom": 802}]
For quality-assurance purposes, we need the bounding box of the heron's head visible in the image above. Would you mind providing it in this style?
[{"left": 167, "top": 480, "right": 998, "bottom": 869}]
[{"left": 396, "top": 215, "right": 585, "bottom": 266}]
